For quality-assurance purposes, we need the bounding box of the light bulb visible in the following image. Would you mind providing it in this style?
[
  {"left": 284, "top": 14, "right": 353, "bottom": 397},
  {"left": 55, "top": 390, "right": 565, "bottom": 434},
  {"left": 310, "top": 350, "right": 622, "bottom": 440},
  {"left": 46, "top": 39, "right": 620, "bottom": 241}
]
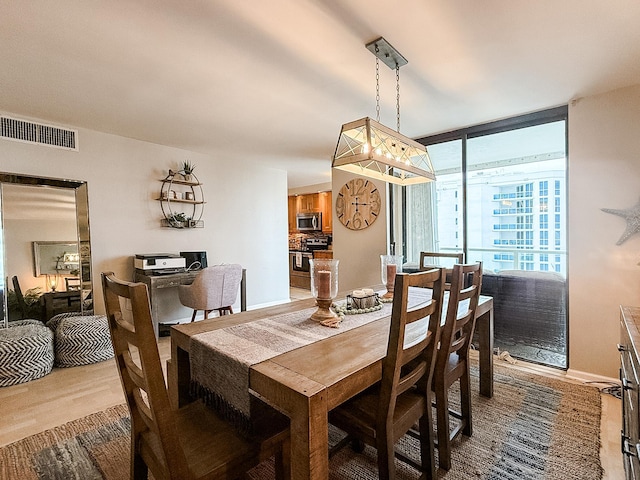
[{"left": 375, "top": 148, "right": 382, "bottom": 155}]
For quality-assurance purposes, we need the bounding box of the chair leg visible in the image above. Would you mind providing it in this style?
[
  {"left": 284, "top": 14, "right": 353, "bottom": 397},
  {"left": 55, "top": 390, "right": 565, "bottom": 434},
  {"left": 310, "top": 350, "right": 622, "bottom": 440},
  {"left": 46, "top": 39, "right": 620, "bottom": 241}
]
[
  {"left": 460, "top": 367, "right": 473, "bottom": 437},
  {"left": 376, "top": 430, "right": 394, "bottom": 480},
  {"left": 204, "top": 310, "right": 212, "bottom": 319},
  {"left": 351, "top": 437, "right": 365, "bottom": 453},
  {"left": 435, "top": 384, "right": 452, "bottom": 471},
  {"left": 190, "top": 310, "right": 198, "bottom": 322},
  {"left": 132, "top": 450, "right": 148, "bottom": 480},
  {"left": 419, "top": 394, "right": 437, "bottom": 479}
]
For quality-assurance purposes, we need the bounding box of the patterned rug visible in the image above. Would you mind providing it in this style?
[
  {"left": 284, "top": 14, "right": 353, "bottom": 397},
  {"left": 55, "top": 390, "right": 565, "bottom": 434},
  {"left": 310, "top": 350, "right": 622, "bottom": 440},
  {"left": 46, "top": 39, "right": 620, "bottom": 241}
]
[{"left": 0, "top": 362, "right": 603, "bottom": 479}]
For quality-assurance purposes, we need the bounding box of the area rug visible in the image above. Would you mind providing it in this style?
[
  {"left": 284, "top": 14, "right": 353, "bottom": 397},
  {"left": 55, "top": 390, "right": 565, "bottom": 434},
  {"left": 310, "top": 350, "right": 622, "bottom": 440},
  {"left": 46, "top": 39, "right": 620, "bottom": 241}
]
[{"left": 0, "top": 362, "right": 603, "bottom": 479}]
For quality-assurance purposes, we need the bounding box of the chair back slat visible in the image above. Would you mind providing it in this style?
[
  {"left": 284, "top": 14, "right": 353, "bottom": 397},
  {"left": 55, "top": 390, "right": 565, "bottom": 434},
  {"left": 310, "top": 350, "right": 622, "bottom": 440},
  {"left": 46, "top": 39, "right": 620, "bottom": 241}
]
[
  {"left": 377, "top": 268, "right": 445, "bottom": 427},
  {"left": 122, "top": 351, "right": 146, "bottom": 389},
  {"left": 101, "top": 272, "right": 190, "bottom": 479},
  {"left": 396, "top": 360, "right": 428, "bottom": 396}
]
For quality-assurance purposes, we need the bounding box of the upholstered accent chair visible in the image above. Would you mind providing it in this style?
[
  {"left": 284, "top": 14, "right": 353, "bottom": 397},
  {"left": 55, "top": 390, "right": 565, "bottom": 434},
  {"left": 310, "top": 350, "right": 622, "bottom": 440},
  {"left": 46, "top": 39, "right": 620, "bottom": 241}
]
[{"left": 178, "top": 264, "right": 243, "bottom": 322}]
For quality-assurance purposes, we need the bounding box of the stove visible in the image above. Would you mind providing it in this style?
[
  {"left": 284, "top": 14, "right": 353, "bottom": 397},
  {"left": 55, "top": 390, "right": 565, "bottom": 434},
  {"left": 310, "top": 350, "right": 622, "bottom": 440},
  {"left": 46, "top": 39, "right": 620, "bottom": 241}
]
[{"left": 304, "top": 237, "right": 329, "bottom": 251}]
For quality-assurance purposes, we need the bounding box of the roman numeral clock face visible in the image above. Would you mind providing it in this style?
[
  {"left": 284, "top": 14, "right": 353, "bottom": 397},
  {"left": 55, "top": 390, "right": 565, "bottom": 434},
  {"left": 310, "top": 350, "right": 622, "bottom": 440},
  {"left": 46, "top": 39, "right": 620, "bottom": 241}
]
[{"left": 335, "top": 178, "right": 381, "bottom": 230}]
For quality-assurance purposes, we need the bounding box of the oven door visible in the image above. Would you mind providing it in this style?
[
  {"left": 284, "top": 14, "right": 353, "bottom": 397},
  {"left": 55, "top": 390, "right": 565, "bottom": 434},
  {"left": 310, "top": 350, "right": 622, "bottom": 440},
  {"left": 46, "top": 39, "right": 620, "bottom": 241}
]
[{"left": 292, "top": 252, "right": 312, "bottom": 272}]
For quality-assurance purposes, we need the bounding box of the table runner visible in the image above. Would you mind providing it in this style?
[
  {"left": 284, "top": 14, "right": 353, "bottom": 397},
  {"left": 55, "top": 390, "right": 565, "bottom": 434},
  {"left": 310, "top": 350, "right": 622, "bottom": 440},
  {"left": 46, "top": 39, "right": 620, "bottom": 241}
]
[
  {"left": 189, "top": 288, "right": 446, "bottom": 432},
  {"left": 189, "top": 295, "right": 393, "bottom": 430}
]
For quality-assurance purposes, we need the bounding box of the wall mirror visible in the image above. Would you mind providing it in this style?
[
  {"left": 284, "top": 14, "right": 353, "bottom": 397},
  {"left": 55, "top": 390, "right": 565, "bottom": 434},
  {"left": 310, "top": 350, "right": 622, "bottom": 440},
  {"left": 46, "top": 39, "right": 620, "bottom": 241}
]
[{"left": 0, "top": 173, "right": 92, "bottom": 327}]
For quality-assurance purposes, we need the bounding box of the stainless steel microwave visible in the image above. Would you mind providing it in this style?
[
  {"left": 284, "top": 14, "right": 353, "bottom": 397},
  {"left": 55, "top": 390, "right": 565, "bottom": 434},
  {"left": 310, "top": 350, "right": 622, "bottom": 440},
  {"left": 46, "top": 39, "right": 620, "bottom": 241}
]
[{"left": 296, "top": 212, "right": 322, "bottom": 231}]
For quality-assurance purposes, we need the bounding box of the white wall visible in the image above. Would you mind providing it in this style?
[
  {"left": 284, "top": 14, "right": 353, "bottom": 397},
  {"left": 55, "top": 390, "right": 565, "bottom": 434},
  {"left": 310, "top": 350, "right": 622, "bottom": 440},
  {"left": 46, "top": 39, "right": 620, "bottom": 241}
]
[
  {"left": 568, "top": 83, "right": 640, "bottom": 378},
  {"left": 331, "top": 169, "right": 389, "bottom": 292},
  {"left": 0, "top": 115, "right": 291, "bottom": 322}
]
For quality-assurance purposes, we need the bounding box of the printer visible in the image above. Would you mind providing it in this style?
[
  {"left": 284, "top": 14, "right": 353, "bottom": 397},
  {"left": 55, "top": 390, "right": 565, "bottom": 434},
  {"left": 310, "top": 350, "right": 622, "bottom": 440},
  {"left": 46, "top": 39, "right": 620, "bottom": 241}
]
[{"left": 134, "top": 253, "right": 186, "bottom": 275}]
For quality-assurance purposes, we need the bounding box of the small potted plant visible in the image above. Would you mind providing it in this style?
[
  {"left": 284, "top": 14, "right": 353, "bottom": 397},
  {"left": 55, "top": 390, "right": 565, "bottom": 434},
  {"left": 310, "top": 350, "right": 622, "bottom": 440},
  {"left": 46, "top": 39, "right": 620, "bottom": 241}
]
[
  {"left": 167, "top": 212, "right": 190, "bottom": 228},
  {"left": 181, "top": 160, "right": 195, "bottom": 182}
]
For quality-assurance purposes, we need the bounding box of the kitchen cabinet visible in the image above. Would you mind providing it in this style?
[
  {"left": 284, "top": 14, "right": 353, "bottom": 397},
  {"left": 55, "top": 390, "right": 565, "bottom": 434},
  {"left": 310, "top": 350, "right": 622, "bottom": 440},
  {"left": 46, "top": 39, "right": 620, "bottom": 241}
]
[
  {"left": 288, "top": 191, "right": 332, "bottom": 233},
  {"left": 297, "top": 193, "right": 319, "bottom": 213},
  {"left": 620, "top": 305, "right": 640, "bottom": 479},
  {"left": 288, "top": 196, "right": 297, "bottom": 233},
  {"left": 318, "top": 191, "right": 332, "bottom": 233}
]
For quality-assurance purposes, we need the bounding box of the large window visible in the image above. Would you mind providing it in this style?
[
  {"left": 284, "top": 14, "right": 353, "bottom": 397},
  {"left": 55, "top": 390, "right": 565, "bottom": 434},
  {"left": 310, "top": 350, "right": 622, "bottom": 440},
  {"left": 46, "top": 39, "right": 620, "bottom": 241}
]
[{"left": 390, "top": 107, "right": 568, "bottom": 368}]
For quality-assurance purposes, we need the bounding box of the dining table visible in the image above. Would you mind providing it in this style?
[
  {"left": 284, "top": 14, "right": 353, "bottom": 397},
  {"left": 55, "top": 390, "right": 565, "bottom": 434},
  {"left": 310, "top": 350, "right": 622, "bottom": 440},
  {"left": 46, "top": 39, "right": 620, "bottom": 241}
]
[{"left": 169, "top": 288, "right": 493, "bottom": 480}]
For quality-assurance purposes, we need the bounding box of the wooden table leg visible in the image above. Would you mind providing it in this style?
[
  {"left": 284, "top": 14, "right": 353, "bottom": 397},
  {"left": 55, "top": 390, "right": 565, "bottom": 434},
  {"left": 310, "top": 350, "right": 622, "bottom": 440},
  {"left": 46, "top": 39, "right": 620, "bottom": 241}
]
[
  {"left": 290, "top": 390, "right": 328, "bottom": 479},
  {"left": 169, "top": 341, "right": 192, "bottom": 409},
  {"left": 476, "top": 306, "right": 494, "bottom": 398},
  {"left": 251, "top": 362, "right": 328, "bottom": 480}
]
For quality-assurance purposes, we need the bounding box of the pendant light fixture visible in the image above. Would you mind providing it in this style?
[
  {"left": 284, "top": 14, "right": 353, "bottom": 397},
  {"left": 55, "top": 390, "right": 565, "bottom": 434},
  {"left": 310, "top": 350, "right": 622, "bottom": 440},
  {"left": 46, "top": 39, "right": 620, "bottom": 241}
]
[{"left": 332, "top": 37, "right": 436, "bottom": 185}]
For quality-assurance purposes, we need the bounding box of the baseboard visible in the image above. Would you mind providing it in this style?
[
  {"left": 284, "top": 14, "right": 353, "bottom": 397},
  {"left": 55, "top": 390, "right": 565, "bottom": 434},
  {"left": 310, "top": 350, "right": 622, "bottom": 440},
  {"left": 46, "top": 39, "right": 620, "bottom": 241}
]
[
  {"left": 565, "top": 368, "right": 620, "bottom": 386},
  {"left": 246, "top": 298, "right": 292, "bottom": 311},
  {"left": 489, "top": 353, "right": 621, "bottom": 387}
]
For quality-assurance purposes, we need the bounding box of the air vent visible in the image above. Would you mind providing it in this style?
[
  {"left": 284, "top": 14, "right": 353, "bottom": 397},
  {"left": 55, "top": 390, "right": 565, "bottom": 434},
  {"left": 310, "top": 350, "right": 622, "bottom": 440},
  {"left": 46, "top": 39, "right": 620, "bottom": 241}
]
[{"left": 1, "top": 116, "right": 78, "bottom": 150}]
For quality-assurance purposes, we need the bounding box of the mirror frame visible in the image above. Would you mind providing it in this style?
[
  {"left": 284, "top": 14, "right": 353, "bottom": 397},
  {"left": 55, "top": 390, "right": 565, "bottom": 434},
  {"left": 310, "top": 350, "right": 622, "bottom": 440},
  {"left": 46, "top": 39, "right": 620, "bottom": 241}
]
[{"left": 0, "top": 172, "right": 92, "bottom": 327}]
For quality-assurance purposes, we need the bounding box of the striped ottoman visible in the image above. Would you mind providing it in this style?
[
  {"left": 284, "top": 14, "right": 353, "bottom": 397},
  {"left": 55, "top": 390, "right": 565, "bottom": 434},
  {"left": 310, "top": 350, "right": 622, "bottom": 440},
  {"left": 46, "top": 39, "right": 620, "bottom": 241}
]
[
  {"left": 47, "top": 314, "right": 114, "bottom": 367},
  {"left": 0, "top": 322, "right": 54, "bottom": 386}
]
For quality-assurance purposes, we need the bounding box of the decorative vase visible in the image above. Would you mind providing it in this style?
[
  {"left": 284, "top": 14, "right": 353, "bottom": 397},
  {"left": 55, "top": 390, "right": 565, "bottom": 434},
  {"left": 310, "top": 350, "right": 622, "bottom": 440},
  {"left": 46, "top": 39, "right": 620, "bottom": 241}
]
[
  {"left": 380, "top": 254, "right": 403, "bottom": 299},
  {"left": 309, "top": 259, "right": 339, "bottom": 323}
]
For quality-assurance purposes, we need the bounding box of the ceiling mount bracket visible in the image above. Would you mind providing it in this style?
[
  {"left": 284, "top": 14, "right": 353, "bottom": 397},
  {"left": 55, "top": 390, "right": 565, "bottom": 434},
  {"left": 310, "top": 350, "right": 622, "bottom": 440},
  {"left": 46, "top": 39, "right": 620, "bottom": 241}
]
[{"left": 365, "top": 37, "right": 408, "bottom": 70}]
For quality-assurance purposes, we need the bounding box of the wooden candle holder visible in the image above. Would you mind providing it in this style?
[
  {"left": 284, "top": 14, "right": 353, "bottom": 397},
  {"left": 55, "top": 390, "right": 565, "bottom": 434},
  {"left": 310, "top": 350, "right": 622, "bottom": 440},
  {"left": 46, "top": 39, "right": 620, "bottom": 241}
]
[{"left": 310, "top": 298, "right": 338, "bottom": 323}]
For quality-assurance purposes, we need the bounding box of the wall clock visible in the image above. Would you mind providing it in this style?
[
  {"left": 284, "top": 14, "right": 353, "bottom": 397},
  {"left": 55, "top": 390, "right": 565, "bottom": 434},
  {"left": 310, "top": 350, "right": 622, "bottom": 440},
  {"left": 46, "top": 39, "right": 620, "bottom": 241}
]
[{"left": 335, "top": 178, "right": 381, "bottom": 230}]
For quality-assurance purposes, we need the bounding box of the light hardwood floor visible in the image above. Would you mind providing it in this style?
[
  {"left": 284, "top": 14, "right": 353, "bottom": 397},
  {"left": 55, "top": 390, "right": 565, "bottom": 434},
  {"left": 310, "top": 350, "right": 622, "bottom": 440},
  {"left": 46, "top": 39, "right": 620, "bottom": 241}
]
[{"left": 0, "top": 314, "right": 625, "bottom": 478}]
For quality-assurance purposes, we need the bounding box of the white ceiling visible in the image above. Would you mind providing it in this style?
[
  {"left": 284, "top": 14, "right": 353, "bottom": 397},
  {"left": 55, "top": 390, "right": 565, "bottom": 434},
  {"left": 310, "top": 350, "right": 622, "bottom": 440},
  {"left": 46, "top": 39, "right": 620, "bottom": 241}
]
[{"left": 2, "top": 0, "right": 640, "bottom": 188}]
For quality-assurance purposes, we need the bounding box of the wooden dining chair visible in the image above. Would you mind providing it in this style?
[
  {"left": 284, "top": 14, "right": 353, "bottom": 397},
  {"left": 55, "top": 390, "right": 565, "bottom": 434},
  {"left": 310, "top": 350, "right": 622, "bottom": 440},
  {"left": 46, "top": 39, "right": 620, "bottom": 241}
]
[
  {"left": 101, "top": 272, "right": 290, "bottom": 480},
  {"left": 419, "top": 252, "right": 464, "bottom": 290},
  {"left": 64, "top": 276, "right": 81, "bottom": 291},
  {"left": 12, "top": 276, "right": 30, "bottom": 319},
  {"left": 329, "top": 268, "right": 445, "bottom": 480},
  {"left": 432, "top": 262, "right": 482, "bottom": 471}
]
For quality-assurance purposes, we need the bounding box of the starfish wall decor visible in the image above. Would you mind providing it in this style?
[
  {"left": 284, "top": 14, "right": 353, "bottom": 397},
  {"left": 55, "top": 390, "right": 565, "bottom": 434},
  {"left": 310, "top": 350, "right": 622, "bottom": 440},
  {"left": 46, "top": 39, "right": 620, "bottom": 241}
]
[{"left": 601, "top": 198, "right": 640, "bottom": 245}]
